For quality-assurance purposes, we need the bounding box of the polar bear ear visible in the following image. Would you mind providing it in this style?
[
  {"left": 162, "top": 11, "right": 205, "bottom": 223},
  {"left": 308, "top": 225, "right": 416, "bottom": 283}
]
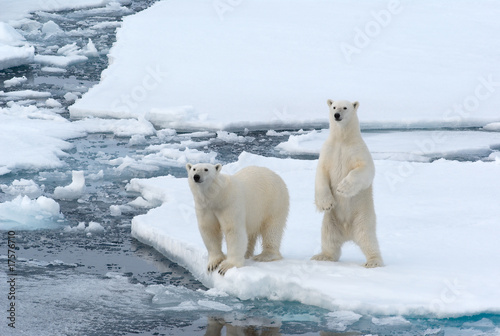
[
  {"left": 215, "top": 163, "right": 222, "bottom": 173},
  {"left": 186, "top": 163, "right": 192, "bottom": 172},
  {"left": 352, "top": 101, "right": 359, "bottom": 110},
  {"left": 327, "top": 99, "right": 334, "bottom": 107}
]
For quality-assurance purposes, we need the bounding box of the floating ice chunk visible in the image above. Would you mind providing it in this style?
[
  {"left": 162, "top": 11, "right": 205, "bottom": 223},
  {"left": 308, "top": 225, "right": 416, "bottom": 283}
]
[
  {"left": 109, "top": 205, "right": 122, "bottom": 217},
  {"left": 0, "top": 167, "right": 11, "bottom": 175},
  {"left": 216, "top": 131, "right": 254, "bottom": 143},
  {"left": 73, "top": 117, "right": 155, "bottom": 137},
  {"left": 203, "top": 288, "right": 229, "bottom": 297},
  {"left": 57, "top": 42, "right": 80, "bottom": 56},
  {"left": 40, "top": 66, "right": 67, "bottom": 73},
  {"left": 82, "top": 38, "right": 99, "bottom": 57},
  {"left": 0, "top": 179, "right": 43, "bottom": 198},
  {"left": 0, "top": 45, "right": 35, "bottom": 70},
  {"left": 64, "top": 92, "right": 79, "bottom": 102},
  {"left": 87, "top": 170, "right": 104, "bottom": 181},
  {"left": 86, "top": 221, "right": 105, "bottom": 233},
  {"left": 128, "top": 196, "right": 157, "bottom": 208},
  {"left": 372, "top": 316, "right": 411, "bottom": 326},
  {"left": 266, "top": 130, "right": 293, "bottom": 137},
  {"left": 129, "top": 134, "right": 147, "bottom": 145},
  {"left": 34, "top": 54, "right": 88, "bottom": 67},
  {"left": 197, "top": 300, "right": 232, "bottom": 312},
  {"left": 53, "top": 171, "right": 86, "bottom": 200},
  {"left": 126, "top": 178, "right": 168, "bottom": 207},
  {"left": 45, "top": 98, "right": 62, "bottom": 108},
  {"left": 4, "top": 76, "right": 27, "bottom": 88},
  {"left": 64, "top": 221, "right": 86, "bottom": 233},
  {"left": 0, "top": 195, "right": 63, "bottom": 230},
  {"left": 42, "top": 20, "right": 63, "bottom": 37},
  {"left": 0, "top": 23, "right": 35, "bottom": 70},
  {"left": 160, "top": 301, "right": 199, "bottom": 311},
  {"left": 0, "top": 90, "right": 51, "bottom": 99},
  {"left": 483, "top": 122, "right": 500, "bottom": 131},
  {"left": 326, "top": 311, "right": 362, "bottom": 331}
]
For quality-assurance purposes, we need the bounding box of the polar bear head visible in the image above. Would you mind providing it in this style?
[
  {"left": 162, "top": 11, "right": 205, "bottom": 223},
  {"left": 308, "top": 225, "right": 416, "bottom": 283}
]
[
  {"left": 326, "top": 99, "right": 359, "bottom": 126},
  {"left": 186, "top": 163, "right": 222, "bottom": 185}
]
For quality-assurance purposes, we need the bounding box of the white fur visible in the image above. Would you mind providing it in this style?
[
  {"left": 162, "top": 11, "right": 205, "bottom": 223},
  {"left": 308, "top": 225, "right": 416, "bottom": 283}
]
[
  {"left": 312, "top": 99, "right": 383, "bottom": 268},
  {"left": 186, "top": 163, "right": 289, "bottom": 275}
]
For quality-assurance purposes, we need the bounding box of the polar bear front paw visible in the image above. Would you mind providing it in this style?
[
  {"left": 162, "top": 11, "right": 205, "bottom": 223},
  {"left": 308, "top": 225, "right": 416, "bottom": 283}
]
[
  {"left": 363, "top": 259, "right": 384, "bottom": 268},
  {"left": 336, "top": 178, "right": 358, "bottom": 198},
  {"left": 207, "top": 255, "right": 225, "bottom": 273},
  {"left": 315, "top": 194, "right": 336, "bottom": 211},
  {"left": 217, "top": 260, "right": 237, "bottom": 276}
]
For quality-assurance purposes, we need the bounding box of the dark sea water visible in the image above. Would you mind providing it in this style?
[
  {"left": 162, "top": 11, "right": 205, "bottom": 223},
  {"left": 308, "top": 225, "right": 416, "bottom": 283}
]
[{"left": 0, "top": 1, "right": 499, "bottom": 335}]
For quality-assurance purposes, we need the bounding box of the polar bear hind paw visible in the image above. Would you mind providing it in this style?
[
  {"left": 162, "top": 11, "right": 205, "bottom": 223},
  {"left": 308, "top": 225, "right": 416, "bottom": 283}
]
[
  {"left": 253, "top": 251, "right": 282, "bottom": 262},
  {"left": 363, "top": 259, "right": 384, "bottom": 268},
  {"left": 311, "top": 253, "right": 337, "bottom": 262}
]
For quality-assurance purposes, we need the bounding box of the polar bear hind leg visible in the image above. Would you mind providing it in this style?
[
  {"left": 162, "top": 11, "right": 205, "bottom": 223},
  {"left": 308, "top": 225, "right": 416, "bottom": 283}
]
[
  {"left": 352, "top": 215, "right": 384, "bottom": 268},
  {"left": 311, "top": 211, "right": 345, "bottom": 262},
  {"left": 253, "top": 215, "right": 286, "bottom": 262},
  {"left": 245, "top": 233, "right": 258, "bottom": 259}
]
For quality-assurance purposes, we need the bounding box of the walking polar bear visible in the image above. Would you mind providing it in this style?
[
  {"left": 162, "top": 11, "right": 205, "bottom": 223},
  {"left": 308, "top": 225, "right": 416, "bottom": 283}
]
[
  {"left": 186, "top": 163, "right": 289, "bottom": 275},
  {"left": 313, "top": 100, "right": 383, "bottom": 268}
]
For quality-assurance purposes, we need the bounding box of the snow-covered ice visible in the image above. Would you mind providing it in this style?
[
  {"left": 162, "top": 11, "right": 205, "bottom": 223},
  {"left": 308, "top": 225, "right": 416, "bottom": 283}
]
[
  {"left": 0, "top": 0, "right": 132, "bottom": 22},
  {"left": 277, "top": 129, "right": 500, "bottom": 162},
  {"left": 0, "top": 22, "right": 34, "bottom": 70},
  {"left": 71, "top": 1, "right": 500, "bottom": 130},
  {"left": 0, "top": 104, "right": 85, "bottom": 175},
  {"left": 131, "top": 152, "right": 500, "bottom": 317}
]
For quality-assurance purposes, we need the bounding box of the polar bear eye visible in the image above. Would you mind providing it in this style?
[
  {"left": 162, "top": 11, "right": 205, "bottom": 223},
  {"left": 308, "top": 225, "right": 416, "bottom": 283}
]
[
  {"left": 333, "top": 106, "right": 336, "bottom": 109},
  {"left": 343, "top": 107, "right": 347, "bottom": 110},
  {"left": 204, "top": 168, "right": 208, "bottom": 172}
]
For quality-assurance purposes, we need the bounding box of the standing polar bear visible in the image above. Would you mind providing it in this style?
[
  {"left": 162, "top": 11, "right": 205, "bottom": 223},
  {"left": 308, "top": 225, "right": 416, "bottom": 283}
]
[
  {"left": 313, "top": 100, "right": 383, "bottom": 268},
  {"left": 186, "top": 163, "right": 289, "bottom": 275}
]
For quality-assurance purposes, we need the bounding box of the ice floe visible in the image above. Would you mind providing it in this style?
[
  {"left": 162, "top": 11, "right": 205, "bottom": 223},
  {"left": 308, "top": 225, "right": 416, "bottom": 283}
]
[{"left": 131, "top": 152, "right": 500, "bottom": 317}]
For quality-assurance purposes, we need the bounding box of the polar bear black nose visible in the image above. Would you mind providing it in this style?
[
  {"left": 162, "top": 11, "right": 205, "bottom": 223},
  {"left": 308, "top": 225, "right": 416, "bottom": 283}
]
[
  {"left": 334, "top": 113, "right": 341, "bottom": 120},
  {"left": 194, "top": 174, "right": 201, "bottom": 182}
]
